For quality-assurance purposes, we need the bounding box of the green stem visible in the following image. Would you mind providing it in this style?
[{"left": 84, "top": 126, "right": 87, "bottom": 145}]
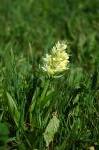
[
  {"left": 29, "top": 87, "right": 39, "bottom": 125},
  {"left": 40, "top": 79, "right": 50, "bottom": 103}
]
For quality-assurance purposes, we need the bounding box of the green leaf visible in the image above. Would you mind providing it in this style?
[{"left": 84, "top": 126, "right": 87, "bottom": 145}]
[
  {"left": 43, "top": 114, "right": 60, "bottom": 147},
  {"left": 6, "top": 92, "right": 19, "bottom": 127},
  {"left": 0, "top": 122, "right": 9, "bottom": 145}
]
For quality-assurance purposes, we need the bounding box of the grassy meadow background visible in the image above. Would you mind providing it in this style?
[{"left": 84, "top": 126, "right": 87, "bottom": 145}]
[{"left": 0, "top": 0, "right": 99, "bottom": 149}]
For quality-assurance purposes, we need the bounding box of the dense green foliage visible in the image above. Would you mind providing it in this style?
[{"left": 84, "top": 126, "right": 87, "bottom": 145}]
[{"left": 0, "top": 0, "right": 99, "bottom": 149}]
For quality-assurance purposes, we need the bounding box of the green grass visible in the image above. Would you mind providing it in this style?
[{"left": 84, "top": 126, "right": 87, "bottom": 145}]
[{"left": 0, "top": 0, "right": 99, "bottom": 149}]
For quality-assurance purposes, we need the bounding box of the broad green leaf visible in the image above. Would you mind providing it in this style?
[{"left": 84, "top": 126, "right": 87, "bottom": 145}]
[
  {"left": 43, "top": 114, "right": 60, "bottom": 147},
  {"left": 0, "top": 122, "right": 9, "bottom": 144},
  {"left": 6, "top": 92, "right": 19, "bottom": 127}
]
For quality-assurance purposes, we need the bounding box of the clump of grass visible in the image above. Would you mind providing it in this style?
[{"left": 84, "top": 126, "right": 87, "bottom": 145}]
[{"left": 0, "top": 0, "right": 99, "bottom": 149}]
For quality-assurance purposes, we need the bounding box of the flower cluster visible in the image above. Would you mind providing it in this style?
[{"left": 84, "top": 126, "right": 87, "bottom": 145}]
[{"left": 42, "top": 41, "right": 69, "bottom": 77}]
